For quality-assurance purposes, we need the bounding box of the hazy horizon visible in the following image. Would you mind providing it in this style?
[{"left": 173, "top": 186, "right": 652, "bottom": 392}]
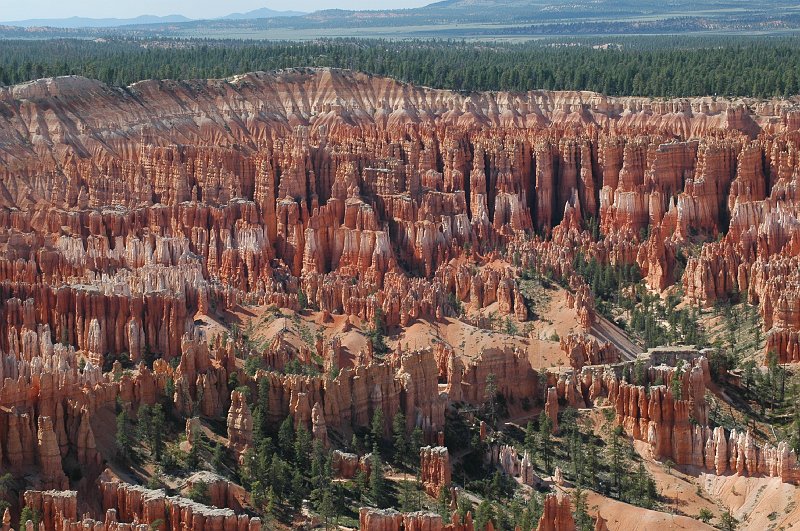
[{"left": 0, "top": 0, "right": 432, "bottom": 22}]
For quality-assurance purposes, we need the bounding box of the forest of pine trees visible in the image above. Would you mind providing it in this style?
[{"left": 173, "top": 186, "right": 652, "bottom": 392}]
[{"left": 1, "top": 36, "right": 800, "bottom": 98}]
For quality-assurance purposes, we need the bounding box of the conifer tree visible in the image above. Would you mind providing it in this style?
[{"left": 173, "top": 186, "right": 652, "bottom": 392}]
[
  {"left": 370, "top": 407, "right": 385, "bottom": 447},
  {"left": 573, "top": 487, "right": 592, "bottom": 531},
  {"left": 253, "top": 378, "right": 270, "bottom": 440},
  {"left": 278, "top": 416, "right": 294, "bottom": 458},
  {"left": 392, "top": 412, "right": 409, "bottom": 465},
  {"left": 137, "top": 404, "right": 152, "bottom": 445},
  {"left": 474, "top": 500, "right": 495, "bottom": 531},
  {"left": 538, "top": 411, "right": 553, "bottom": 473},
  {"left": 186, "top": 431, "right": 201, "bottom": 469},
  {"left": 437, "top": 485, "right": 451, "bottom": 523},
  {"left": 369, "top": 445, "right": 388, "bottom": 508},
  {"left": 608, "top": 426, "right": 626, "bottom": 499},
  {"left": 294, "top": 424, "right": 312, "bottom": 470},
  {"left": 484, "top": 373, "right": 499, "bottom": 428},
  {"left": 151, "top": 404, "right": 165, "bottom": 461},
  {"left": 116, "top": 409, "right": 131, "bottom": 460},
  {"left": 410, "top": 427, "right": 424, "bottom": 469}
]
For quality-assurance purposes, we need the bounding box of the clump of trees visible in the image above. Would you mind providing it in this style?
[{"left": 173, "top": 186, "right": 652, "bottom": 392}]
[
  {"left": 574, "top": 253, "right": 709, "bottom": 348},
  {"left": 366, "top": 309, "right": 390, "bottom": 357}
]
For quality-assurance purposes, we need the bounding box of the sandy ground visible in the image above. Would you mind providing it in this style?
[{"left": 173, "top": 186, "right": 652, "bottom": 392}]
[
  {"left": 585, "top": 489, "right": 715, "bottom": 531},
  {"left": 226, "top": 285, "right": 584, "bottom": 371},
  {"left": 395, "top": 285, "right": 607, "bottom": 370},
  {"left": 632, "top": 441, "right": 721, "bottom": 522},
  {"left": 701, "top": 473, "right": 800, "bottom": 530},
  {"left": 397, "top": 313, "right": 569, "bottom": 370},
  {"left": 220, "top": 277, "right": 643, "bottom": 377},
  {"left": 584, "top": 469, "right": 800, "bottom": 531},
  {"left": 624, "top": 439, "right": 800, "bottom": 531},
  {"left": 229, "top": 304, "right": 369, "bottom": 369}
]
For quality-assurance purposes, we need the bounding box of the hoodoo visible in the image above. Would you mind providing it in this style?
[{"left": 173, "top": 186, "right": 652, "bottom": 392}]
[{"left": 1, "top": 65, "right": 800, "bottom": 530}]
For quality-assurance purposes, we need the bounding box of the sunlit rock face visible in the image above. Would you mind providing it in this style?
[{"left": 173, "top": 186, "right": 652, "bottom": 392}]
[
  {"left": 3, "top": 69, "right": 800, "bottom": 518},
  {"left": 3, "top": 68, "right": 800, "bottom": 363}
]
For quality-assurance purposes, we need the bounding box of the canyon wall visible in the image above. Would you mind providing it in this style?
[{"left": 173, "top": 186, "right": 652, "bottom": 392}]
[
  {"left": 3, "top": 69, "right": 800, "bottom": 526},
  {"left": 1, "top": 69, "right": 800, "bottom": 363},
  {"left": 577, "top": 350, "right": 800, "bottom": 484}
]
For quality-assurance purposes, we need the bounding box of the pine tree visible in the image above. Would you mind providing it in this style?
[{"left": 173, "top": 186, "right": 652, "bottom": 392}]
[
  {"left": 670, "top": 360, "right": 685, "bottom": 399},
  {"left": 163, "top": 377, "right": 175, "bottom": 416},
  {"left": 437, "top": 485, "right": 451, "bottom": 523},
  {"left": 137, "top": 404, "right": 152, "bottom": 445},
  {"left": 351, "top": 433, "right": 363, "bottom": 455},
  {"left": 456, "top": 493, "right": 472, "bottom": 520},
  {"left": 634, "top": 461, "right": 656, "bottom": 508},
  {"left": 17, "top": 505, "right": 36, "bottom": 529},
  {"left": 212, "top": 444, "right": 225, "bottom": 474},
  {"left": 520, "top": 494, "right": 542, "bottom": 530},
  {"left": 151, "top": 404, "right": 165, "bottom": 461},
  {"left": 490, "top": 470, "right": 505, "bottom": 498},
  {"left": 269, "top": 454, "right": 288, "bottom": 502},
  {"left": 569, "top": 425, "right": 585, "bottom": 483},
  {"left": 354, "top": 468, "right": 367, "bottom": 503},
  {"left": 474, "top": 500, "right": 495, "bottom": 531},
  {"left": 410, "top": 427, "right": 424, "bottom": 469},
  {"left": 19, "top": 507, "right": 37, "bottom": 531},
  {"left": 369, "top": 445, "right": 388, "bottom": 508},
  {"left": 370, "top": 407, "right": 385, "bottom": 448},
  {"left": 608, "top": 426, "right": 626, "bottom": 499},
  {"left": 585, "top": 437, "right": 599, "bottom": 489},
  {"left": 187, "top": 481, "right": 210, "bottom": 504},
  {"left": 484, "top": 373, "right": 499, "bottom": 428},
  {"left": 278, "top": 416, "right": 295, "bottom": 458},
  {"left": 294, "top": 424, "right": 312, "bottom": 470},
  {"left": 720, "top": 510, "right": 739, "bottom": 531},
  {"left": 253, "top": 377, "right": 270, "bottom": 440},
  {"left": 116, "top": 409, "right": 131, "bottom": 460},
  {"left": 319, "top": 489, "right": 336, "bottom": 530},
  {"left": 263, "top": 486, "right": 276, "bottom": 520},
  {"left": 392, "top": 412, "right": 409, "bottom": 465},
  {"left": 289, "top": 469, "right": 305, "bottom": 511},
  {"left": 538, "top": 411, "right": 553, "bottom": 473},
  {"left": 400, "top": 479, "right": 418, "bottom": 512},
  {"left": 186, "top": 431, "right": 201, "bottom": 469},
  {"left": 367, "top": 309, "right": 390, "bottom": 357},
  {"left": 573, "top": 487, "right": 592, "bottom": 531},
  {"left": 0, "top": 473, "right": 13, "bottom": 517},
  {"left": 524, "top": 421, "right": 537, "bottom": 453}
]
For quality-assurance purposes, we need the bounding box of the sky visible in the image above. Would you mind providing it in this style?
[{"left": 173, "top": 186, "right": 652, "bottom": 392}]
[{"left": 0, "top": 0, "right": 432, "bottom": 21}]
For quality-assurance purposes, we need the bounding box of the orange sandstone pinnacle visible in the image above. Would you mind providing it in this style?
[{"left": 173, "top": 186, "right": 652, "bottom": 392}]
[{"left": 2, "top": 68, "right": 800, "bottom": 528}]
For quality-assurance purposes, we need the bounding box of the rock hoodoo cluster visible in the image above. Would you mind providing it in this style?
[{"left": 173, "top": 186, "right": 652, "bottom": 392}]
[
  {"left": 3, "top": 68, "right": 800, "bottom": 529},
  {"left": 487, "top": 444, "right": 539, "bottom": 487},
  {"left": 358, "top": 508, "right": 476, "bottom": 531},
  {"left": 575, "top": 348, "right": 800, "bottom": 484},
  {"left": 420, "top": 446, "right": 452, "bottom": 497},
  {"left": 2, "top": 69, "right": 800, "bottom": 363},
  {"left": 24, "top": 469, "right": 262, "bottom": 531}
]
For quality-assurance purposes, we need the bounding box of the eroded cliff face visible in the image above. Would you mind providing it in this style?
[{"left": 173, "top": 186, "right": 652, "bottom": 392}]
[
  {"left": 3, "top": 68, "right": 800, "bottom": 528},
  {"left": 420, "top": 446, "right": 452, "bottom": 497},
  {"left": 2, "top": 68, "right": 800, "bottom": 364},
  {"left": 358, "top": 508, "right": 474, "bottom": 531},
  {"left": 575, "top": 350, "right": 800, "bottom": 484}
]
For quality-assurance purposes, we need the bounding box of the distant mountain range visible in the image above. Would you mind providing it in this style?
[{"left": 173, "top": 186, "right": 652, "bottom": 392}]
[
  {"left": 2, "top": 8, "right": 306, "bottom": 28},
  {"left": 0, "top": 0, "right": 796, "bottom": 38},
  {"left": 1, "top": 15, "right": 191, "bottom": 28},
  {"left": 219, "top": 8, "right": 306, "bottom": 20}
]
